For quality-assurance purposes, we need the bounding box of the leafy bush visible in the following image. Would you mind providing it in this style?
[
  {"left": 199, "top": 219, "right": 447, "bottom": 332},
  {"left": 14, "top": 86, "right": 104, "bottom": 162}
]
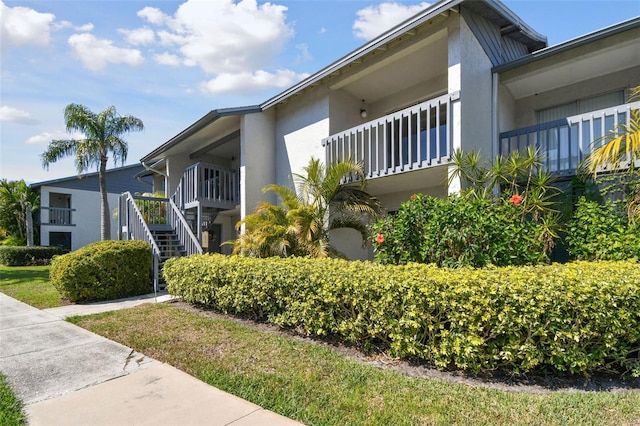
[
  {"left": 50, "top": 240, "right": 152, "bottom": 302},
  {"left": 370, "top": 194, "right": 548, "bottom": 267},
  {"left": 566, "top": 197, "right": 640, "bottom": 261},
  {"left": 165, "top": 254, "right": 640, "bottom": 377},
  {"left": 0, "top": 246, "right": 64, "bottom": 266}
]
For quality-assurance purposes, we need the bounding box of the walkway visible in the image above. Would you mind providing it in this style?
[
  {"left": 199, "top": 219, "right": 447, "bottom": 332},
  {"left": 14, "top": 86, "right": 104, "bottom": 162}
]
[{"left": 0, "top": 292, "right": 303, "bottom": 425}]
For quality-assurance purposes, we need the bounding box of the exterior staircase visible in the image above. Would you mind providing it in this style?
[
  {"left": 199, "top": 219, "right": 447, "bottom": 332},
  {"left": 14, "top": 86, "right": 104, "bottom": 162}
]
[
  {"left": 119, "top": 192, "right": 203, "bottom": 293},
  {"left": 150, "top": 226, "right": 187, "bottom": 290}
]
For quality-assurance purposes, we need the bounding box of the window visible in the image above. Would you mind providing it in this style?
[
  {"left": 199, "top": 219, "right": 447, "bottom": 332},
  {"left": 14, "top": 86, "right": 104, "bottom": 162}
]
[
  {"left": 536, "top": 90, "right": 625, "bottom": 124},
  {"left": 49, "top": 232, "right": 71, "bottom": 251}
]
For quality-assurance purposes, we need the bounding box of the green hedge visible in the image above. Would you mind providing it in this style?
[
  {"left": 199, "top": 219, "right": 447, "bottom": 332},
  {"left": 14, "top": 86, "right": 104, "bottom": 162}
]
[
  {"left": 165, "top": 255, "right": 640, "bottom": 376},
  {"left": 0, "top": 246, "right": 64, "bottom": 266},
  {"left": 370, "top": 194, "right": 548, "bottom": 267},
  {"left": 50, "top": 240, "right": 152, "bottom": 302},
  {"left": 566, "top": 197, "right": 640, "bottom": 261}
]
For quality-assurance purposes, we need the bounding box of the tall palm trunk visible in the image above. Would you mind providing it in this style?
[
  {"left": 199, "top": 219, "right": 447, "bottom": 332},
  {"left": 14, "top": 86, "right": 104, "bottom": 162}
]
[
  {"left": 99, "top": 155, "right": 110, "bottom": 240},
  {"left": 25, "top": 201, "right": 34, "bottom": 246}
]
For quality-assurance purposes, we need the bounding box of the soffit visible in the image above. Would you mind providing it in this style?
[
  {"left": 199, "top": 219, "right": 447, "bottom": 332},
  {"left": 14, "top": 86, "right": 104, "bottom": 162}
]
[
  {"left": 500, "top": 28, "right": 640, "bottom": 99},
  {"left": 330, "top": 28, "right": 449, "bottom": 104},
  {"left": 153, "top": 115, "right": 241, "bottom": 160}
]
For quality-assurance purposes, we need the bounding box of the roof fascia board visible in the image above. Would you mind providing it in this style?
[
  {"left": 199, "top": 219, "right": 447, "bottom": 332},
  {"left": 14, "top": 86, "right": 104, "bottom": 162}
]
[
  {"left": 493, "top": 16, "right": 640, "bottom": 73},
  {"left": 483, "top": 0, "right": 546, "bottom": 46},
  {"left": 30, "top": 164, "right": 143, "bottom": 188},
  {"left": 140, "top": 105, "right": 260, "bottom": 162}
]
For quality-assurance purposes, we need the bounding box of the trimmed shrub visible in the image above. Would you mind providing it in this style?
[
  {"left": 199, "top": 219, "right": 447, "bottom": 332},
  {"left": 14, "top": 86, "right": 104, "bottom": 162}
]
[
  {"left": 0, "top": 246, "right": 64, "bottom": 266},
  {"left": 50, "top": 240, "right": 152, "bottom": 302},
  {"left": 370, "top": 194, "right": 548, "bottom": 267},
  {"left": 165, "top": 254, "right": 640, "bottom": 377},
  {"left": 566, "top": 197, "right": 640, "bottom": 261}
]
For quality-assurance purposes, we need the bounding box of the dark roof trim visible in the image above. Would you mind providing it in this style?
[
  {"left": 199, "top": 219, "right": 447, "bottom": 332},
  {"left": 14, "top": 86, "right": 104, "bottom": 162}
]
[
  {"left": 261, "top": 0, "right": 546, "bottom": 109},
  {"left": 140, "top": 105, "right": 261, "bottom": 162},
  {"left": 29, "top": 164, "right": 144, "bottom": 188},
  {"left": 493, "top": 16, "right": 640, "bottom": 73}
]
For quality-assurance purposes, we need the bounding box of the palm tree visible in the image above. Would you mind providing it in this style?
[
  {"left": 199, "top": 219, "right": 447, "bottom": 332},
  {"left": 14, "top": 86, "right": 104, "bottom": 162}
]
[
  {"left": 584, "top": 86, "right": 640, "bottom": 175},
  {"left": 232, "top": 157, "right": 381, "bottom": 258},
  {"left": 0, "top": 179, "right": 39, "bottom": 245},
  {"left": 41, "top": 104, "right": 144, "bottom": 240}
]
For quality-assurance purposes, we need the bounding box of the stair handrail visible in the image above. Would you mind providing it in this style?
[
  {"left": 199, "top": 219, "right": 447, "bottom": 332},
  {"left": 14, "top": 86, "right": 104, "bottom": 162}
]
[
  {"left": 168, "top": 197, "right": 203, "bottom": 256},
  {"left": 119, "top": 192, "right": 162, "bottom": 293}
]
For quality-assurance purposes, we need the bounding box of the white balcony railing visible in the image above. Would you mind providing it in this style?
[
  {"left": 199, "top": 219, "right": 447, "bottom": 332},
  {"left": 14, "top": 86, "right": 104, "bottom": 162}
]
[
  {"left": 174, "top": 162, "right": 239, "bottom": 210},
  {"left": 323, "top": 91, "right": 459, "bottom": 178},
  {"left": 500, "top": 101, "right": 640, "bottom": 175},
  {"left": 43, "top": 207, "right": 75, "bottom": 225}
]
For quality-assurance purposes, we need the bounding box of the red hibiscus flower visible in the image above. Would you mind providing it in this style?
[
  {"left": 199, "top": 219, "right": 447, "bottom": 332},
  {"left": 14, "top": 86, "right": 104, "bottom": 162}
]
[
  {"left": 410, "top": 194, "right": 417, "bottom": 200},
  {"left": 375, "top": 233, "right": 385, "bottom": 244},
  {"left": 509, "top": 194, "right": 523, "bottom": 205}
]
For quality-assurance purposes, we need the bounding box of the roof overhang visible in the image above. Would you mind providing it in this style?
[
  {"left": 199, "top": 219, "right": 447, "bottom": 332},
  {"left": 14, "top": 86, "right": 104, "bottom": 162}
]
[
  {"left": 495, "top": 17, "right": 640, "bottom": 99},
  {"left": 140, "top": 105, "right": 261, "bottom": 163},
  {"left": 260, "top": 0, "right": 546, "bottom": 109}
]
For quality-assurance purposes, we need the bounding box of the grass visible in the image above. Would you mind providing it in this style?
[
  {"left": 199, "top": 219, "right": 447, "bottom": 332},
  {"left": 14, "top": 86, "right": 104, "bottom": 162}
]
[
  {"left": 0, "top": 373, "right": 26, "bottom": 426},
  {"left": 69, "top": 303, "right": 640, "bottom": 426},
  {"left": 0, "top": 265, "right": 66, "bottom": 309}
]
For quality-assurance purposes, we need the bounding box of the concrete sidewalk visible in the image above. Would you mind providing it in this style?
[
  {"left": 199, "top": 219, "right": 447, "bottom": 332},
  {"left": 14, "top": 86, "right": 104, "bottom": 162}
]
[{"left": 0, "top": 293, "right": 303, "bottom": 425}]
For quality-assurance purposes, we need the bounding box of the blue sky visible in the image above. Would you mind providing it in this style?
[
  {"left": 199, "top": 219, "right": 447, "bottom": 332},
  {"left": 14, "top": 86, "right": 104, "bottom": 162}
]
[{"left": 1, "top": 0, "right": 638, "bottom": 183}]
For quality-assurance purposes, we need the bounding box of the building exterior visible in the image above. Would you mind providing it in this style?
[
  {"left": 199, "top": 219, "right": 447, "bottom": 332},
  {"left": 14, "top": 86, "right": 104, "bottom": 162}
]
[
  {"left": 31, "top": 164, "right": 150, "bottom": 250},
  {"left": 127, "top": 0, "right": 640, "bottom": 265}
]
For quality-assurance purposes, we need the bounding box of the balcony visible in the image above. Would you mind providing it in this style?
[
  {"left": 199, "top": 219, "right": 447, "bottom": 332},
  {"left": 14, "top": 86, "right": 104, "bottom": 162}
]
[
  {"left": 173, "top": 162, "right": 239, "bottom": 211},
  {"left": 323, "top": 92, "right": 459, "bottom": 179},
  {"left": 43, "top": 207, "right": 75, "bottom": 225},
  {"left": 499, "top": 101, "right": 640, "bottom": 175}
]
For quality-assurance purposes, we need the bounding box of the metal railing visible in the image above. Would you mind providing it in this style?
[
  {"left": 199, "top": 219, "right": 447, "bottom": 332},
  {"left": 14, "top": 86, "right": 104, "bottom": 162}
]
[
  {"left": 174, "top": 162, "right": 239, "bottom": 209},
  {"left": 43, "top": 207, "right": 75, "bottom": 225},
  {"left": 168, "top": 197, "right": 203, "bottom": 257},
  {"left": 120, "top": 193, "right": 203, "bottom": 257},
  {"left": 499, "top": 101, "right": 640, "bottom": 175},
  {"left": 323, "top": 91, "right": 459, "bottom": 178},
  {"left": 119, "top": 192, "right": 162, "bottom": 292}
]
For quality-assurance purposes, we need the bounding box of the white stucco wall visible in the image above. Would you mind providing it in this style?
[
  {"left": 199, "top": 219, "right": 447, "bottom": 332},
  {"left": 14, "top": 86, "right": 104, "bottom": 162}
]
[
  {"left": 240, "top": 110, "right": 276, "bottom": 219},
  {"left": 39, "top": 185, "right": 120, "bottom": 250},
  {"left": 457, "top": 15, "right": 494, "bottom": 157},
  {"left": 165, "top": 155, "right": 192, "bottom": 198},
  {"left": 275, "top": 86, "right": 330, "bottom": 187}
]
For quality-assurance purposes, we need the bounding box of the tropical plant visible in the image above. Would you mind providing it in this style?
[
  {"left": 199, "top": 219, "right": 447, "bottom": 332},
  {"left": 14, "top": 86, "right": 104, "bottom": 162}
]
[
  {"left": 41, "top": 104, "right": 144, "bottom": 240},
  {"left": 448, "top": 147, "right": 562, "bottom": 253},
  {"left": 581, "top": 86, "right": 640, "bottom": 222},
  {"left": 583, "top": 86, "right": 640, "bottom": 176},
  {"left": 231, "top": 157, "right": 380, "bottom": 258},
  {"left": 0, "top": 179, "right": 39, "bottom": 245}
]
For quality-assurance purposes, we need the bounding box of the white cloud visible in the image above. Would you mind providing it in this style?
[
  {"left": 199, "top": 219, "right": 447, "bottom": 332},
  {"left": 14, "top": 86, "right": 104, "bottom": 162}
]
[
  {"left": 201, "top": 69, "right": 308, "bottom": 95},
  {"left": 138, "top": 6, "right": 169, "bottom": 26},
  {"left": 119, "top": 26, "right": 155, "bottom": 46},
  {"left": 0, "top": 1, "right": 55, "bottom": 48},
  {"left": 75, "top": 23, "right": 94, "bottom": 32},
  {"left": 0, "top": 106, "right": 38, "bottom": 125},
  {"left": 353, "top": 2, "right": 431, "bottom": 40},
  {"left": 138, "top": 0, "right": 293, "bottom": 75},
  {"left": 68, "top": 33, "right": 144, "bottom": 71},
  {"left": 26, "top": 130, "right": 84, "bottom": 145},
  {"left": 295, "top": 43, "right": 312, "bottom": 63},
  {"left": 154, "top": 52, "right": 181, "bottom": 66}
]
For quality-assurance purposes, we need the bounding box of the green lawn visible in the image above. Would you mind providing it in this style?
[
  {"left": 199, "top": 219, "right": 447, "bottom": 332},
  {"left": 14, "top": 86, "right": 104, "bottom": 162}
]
[
  {"left": 70, "top": 303, "right": 640, "bottom": 426},
  {"left": 0, "top": 265, "right": 66, "bottom": 309},
  {"left": 0, "top": 373, "right": 26, "bottom": 426}
]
